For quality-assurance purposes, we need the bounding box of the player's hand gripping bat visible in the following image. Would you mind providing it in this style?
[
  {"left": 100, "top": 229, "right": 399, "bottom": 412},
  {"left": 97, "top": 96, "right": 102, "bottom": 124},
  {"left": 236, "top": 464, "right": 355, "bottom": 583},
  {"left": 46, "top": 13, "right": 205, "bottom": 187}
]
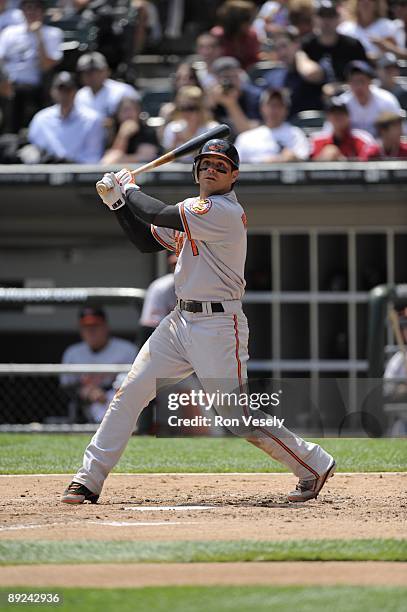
[{"left": 96, "top": 123, "right": 231, "bottom": 196}]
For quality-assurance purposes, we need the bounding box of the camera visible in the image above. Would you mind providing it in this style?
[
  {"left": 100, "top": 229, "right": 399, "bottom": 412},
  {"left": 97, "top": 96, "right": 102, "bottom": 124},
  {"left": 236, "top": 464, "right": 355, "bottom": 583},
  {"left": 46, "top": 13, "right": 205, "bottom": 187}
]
[{"left": 221, "top": 78, "right": 235, "bottom": 94}]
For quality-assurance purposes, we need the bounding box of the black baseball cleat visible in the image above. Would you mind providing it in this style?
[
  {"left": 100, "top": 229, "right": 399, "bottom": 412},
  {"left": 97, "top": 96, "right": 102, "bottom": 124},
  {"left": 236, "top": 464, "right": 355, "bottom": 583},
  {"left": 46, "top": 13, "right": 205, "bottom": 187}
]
[
  {"left": 287, "top": 460, "right": 336, "bottom": 503},
  {"left": 62, "top": 481, "right": 99, "bottom": 504}
]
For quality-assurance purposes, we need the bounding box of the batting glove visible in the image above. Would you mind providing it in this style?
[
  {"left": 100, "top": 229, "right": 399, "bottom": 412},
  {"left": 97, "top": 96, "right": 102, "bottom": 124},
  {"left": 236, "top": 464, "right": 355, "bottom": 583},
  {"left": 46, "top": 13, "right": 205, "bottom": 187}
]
[
  {"left": 97, "top": 172, "right": 126, "bottom": 210},
  {"left": 115, "top": 168, "right": 140, "bottom": 196}
]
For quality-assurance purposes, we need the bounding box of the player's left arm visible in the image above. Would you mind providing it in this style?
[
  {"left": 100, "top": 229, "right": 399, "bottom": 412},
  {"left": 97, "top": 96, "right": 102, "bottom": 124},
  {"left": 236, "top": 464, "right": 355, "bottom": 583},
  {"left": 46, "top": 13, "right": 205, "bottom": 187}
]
[{"left": 98, "top": 170, "right": 184, "bottom": 231}]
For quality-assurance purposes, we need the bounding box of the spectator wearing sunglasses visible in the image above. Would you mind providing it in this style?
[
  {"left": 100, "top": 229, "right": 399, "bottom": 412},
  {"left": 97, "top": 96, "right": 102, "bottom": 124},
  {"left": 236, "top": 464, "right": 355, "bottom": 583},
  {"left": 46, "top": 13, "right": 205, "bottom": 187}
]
[{"left": 161, "top": 86, "right": 218, "bottom": 161}]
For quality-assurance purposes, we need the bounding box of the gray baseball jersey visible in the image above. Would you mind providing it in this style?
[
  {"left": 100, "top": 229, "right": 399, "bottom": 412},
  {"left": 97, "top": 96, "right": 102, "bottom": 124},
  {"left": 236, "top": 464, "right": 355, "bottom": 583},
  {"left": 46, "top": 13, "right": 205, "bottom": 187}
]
[{"left": 151, "top": 191, "right": 247, "bottom": 302}]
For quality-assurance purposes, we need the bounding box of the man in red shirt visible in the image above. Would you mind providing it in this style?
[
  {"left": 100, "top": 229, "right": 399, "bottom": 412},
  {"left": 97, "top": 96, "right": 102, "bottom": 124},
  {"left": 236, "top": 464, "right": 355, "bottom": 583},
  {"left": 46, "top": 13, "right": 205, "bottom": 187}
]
[
  {"left": 310, "top": 97, "right": 380, "bottom": 160},
  {"left": 372, "top": 111, "right": 407, "bottom": 159}
]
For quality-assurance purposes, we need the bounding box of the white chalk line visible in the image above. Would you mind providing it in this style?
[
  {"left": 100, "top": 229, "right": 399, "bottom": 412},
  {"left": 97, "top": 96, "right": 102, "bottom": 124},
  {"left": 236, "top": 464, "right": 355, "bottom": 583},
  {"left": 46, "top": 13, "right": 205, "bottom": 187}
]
[
  {"left": 0, "top": 522, "right": 68, "bottom": 532},
  {"left": 124, "top": 505, "right": 215, "bottom": 512},
  {"left": 88, "top": 521, "right": 200, "bottom": 527},
  {"left": 0, "top": 519, "right": 202, "bottom": 532}
]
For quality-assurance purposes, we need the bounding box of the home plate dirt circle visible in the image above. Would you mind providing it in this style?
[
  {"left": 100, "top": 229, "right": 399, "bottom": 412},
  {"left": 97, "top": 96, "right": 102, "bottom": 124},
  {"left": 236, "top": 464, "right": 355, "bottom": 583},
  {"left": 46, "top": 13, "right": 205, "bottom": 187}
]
[{"left": 1, "top": 473, "right": 406, "bottom": 588}]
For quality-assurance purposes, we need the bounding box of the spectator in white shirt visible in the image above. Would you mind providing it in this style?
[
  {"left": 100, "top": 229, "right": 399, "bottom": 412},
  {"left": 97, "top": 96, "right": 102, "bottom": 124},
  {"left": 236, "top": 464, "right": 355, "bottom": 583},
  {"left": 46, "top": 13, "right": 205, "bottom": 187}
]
[
  {"left": 0, "top": 0, "right": 24, "bottom": 32},
  {"left": 369, "top": 0, "right": 407, "bottom": 59},
  {"left": 337, "top": 0, "right": 403, "bottom": 58},
  {"left": 235, "top": 87, "right": 309, "bottom": 163},
  {"left": 75, "top": 52, "right": 140, "bottom": 119},
  {"left": 338, "top": 60, "right": 402, "bottom": 135},
  {"left": 0, "top": 0, "right": 63, "bottom": 132},
  {"left": 28, "top": 71, "right": 105, "bottom": 163}
]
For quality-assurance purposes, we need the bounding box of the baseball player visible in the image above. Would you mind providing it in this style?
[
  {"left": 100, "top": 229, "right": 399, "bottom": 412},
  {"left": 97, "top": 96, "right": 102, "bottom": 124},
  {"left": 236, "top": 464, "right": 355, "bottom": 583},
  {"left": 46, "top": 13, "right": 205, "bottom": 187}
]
[{"left": 62, "top": 139, "right": 336, "bottom": 504}]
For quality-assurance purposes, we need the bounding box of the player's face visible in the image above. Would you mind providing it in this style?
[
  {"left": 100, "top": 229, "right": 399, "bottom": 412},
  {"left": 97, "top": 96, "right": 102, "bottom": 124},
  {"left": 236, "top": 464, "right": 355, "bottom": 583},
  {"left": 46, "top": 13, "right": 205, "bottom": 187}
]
[{"left": 198, "top": 155, "right": 238, "bottom": 195}]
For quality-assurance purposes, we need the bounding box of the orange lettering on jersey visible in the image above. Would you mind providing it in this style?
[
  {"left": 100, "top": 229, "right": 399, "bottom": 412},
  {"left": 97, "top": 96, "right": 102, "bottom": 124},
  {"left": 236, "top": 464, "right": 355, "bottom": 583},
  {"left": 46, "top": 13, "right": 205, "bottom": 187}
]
[
  {"left": 241, "top": 213, "right": 247, "bottom": 229},
  {"left": 175, "top": 231, "right": 184, "bottom": 256},
  {"left": 190, "top": 198, "right": 212, "bottom": 215}
]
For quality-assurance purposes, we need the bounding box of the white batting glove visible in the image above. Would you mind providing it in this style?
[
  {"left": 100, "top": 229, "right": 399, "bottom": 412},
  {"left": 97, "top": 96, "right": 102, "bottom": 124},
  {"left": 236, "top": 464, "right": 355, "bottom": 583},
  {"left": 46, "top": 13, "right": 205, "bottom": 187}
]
[
  {"left": 115, "top": 168, "right": 140, "bottom": 196},
  {"left": 97, "top": 172, "right": 126, "bottom": 210}
]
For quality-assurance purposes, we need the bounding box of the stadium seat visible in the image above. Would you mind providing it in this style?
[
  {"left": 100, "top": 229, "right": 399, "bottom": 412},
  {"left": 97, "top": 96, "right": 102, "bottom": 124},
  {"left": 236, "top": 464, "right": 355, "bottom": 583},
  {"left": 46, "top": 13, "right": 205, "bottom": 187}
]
[
  {"left": 291, "top": 110, "right": 326, "bottom": 135},
  {"left": 141, "top": 89, "right": 172, "bottom": 117}
]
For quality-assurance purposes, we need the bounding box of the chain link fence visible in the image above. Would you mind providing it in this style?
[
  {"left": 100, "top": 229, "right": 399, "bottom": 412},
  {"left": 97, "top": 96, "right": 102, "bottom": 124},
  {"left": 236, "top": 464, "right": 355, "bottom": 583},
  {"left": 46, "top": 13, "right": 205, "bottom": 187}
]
[{"left": 0, "top": 365, "right": 131, "bottom": 431}]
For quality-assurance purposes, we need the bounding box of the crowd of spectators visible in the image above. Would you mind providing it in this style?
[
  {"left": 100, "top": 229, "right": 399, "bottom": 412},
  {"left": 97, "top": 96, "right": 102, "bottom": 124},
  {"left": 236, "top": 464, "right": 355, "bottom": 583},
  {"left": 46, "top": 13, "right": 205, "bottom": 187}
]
[{"left": 0, "top": 0, "right": 406, "bottom": 164}]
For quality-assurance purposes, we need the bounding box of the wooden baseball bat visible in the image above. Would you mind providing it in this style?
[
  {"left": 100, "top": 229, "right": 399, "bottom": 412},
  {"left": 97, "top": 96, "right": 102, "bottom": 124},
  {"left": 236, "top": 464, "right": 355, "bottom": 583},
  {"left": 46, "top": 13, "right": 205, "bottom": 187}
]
[{"left": 96, "top": 123, "right": 231, "bottom": 196}]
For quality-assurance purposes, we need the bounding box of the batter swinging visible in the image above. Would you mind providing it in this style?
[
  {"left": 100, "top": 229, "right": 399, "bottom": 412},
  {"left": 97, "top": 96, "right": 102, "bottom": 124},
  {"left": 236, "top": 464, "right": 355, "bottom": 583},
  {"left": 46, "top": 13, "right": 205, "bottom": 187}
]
[{"left": 62, "top": 139, "right": 335, "bottom": 504}]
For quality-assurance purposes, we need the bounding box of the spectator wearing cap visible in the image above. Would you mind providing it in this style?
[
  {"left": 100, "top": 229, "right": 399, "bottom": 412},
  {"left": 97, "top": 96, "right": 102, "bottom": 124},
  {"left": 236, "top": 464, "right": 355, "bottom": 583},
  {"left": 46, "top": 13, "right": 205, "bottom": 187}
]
[
  {"left": 337, "top": 60, "right": 402, "bottom": 135},
  {"left": 302, "top": 0, "right": 368, "bottom": 85},
  {"left": 0, "top": 0, "right": 63, "bottom": 132},
  {"left": 372, "top": 111, "right": 407, "bottom": 158},
  {"left": 75, "top": 52, "right": 140, "bottom": 120},
  {"left": 206, "top": 56, "right": 262, "bottom": 137},
  {"left": 337, "top": 0, "right": 403, "bottom": 58},
  {"left": 210, "top": 0, "right": 260, "bottom": 69},
  {"left": 263, "top": 26, "right": 325, "bottom": 117},
  {"left": 310, "top": 98, "right": 379, "bottom": 160},
  {"left": 235, "top": 88, "right": 309, "bottom": 162},
  {"left": 27, "top": 71, "right": 105, "bottom": 163},
  {"left": 377, "top": 53, "right": 407, "bottom": 111},
  {"left": 61, "top": 306, "right": 136, "bottom": 423}
]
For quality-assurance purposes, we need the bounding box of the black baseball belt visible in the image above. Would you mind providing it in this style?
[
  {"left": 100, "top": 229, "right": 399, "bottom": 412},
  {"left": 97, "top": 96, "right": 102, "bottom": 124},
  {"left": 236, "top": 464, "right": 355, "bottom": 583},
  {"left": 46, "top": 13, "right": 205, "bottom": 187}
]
[{"left": 177, "top": 299, "right": 224, "bottom": 313}]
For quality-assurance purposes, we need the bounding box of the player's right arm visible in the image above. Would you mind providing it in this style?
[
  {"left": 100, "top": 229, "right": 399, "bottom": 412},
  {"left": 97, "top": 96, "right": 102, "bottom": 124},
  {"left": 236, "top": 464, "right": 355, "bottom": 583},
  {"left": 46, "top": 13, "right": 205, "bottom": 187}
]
[
  {"left": 98, "top": 172, "right": 178, "bottom": 253},
  {"left": 98, "top": 170, "right": 184, "bottom": 231}
]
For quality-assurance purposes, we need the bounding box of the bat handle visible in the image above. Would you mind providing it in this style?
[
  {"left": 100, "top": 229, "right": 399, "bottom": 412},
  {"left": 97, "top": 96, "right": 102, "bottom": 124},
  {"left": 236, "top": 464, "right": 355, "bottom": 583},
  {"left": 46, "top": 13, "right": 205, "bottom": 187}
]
[
  {"left": 96, "top": 180, "right": 108, "bottom": 196},
  {"left": 96, "top": 167, "right": 140, "bottom": 197}
]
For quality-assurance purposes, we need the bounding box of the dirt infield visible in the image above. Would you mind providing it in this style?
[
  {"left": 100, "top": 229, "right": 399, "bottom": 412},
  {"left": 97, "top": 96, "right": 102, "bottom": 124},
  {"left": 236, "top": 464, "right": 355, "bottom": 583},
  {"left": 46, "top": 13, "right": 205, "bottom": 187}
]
[
  {"left": 1, "top": 473, "right": 406, "bottom": 542},
  {"left": 1, "top": 562, "right": 406, "bottom": 587},
  {"left": 1, "top": 473, "right": 406, "bottom": 588}
]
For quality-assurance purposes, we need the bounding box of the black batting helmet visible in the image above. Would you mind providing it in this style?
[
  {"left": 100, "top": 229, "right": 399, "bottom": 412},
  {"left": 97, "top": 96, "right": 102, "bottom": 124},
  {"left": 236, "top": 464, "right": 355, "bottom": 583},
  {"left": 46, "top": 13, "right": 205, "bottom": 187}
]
[{"left": 192, "top": 139, "right": 240, "bottom": 183}]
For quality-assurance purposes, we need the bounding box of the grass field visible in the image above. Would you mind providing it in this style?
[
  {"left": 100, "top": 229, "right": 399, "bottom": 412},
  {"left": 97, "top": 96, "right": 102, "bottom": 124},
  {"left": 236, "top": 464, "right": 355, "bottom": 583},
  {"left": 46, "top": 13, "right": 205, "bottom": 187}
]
[
  {"left": 0, "top": 586, "right": 406, "bottom": 612},
  {"left": 0, "top": 434, "right": 406, "bottom": 474},
  {"left": 1, "top": 434, "right": 405, "bottom": 611}
]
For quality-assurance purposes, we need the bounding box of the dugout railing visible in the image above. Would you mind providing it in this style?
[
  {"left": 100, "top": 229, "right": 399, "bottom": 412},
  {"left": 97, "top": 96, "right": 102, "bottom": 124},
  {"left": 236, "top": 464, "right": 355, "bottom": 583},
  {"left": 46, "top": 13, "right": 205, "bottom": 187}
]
[
  {"left": 0, "top": 285, "right": 403, "bottom": 435},
  {"left": 0, "top": 288, "right": 144, "bottom": 429}
]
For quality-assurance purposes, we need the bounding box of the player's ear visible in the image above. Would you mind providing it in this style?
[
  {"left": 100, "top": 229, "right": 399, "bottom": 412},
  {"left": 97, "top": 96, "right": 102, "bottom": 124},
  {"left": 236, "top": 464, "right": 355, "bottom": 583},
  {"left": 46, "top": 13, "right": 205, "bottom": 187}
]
[{"left": 231, "top": 169, "right": 239, "bottom": 183}]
